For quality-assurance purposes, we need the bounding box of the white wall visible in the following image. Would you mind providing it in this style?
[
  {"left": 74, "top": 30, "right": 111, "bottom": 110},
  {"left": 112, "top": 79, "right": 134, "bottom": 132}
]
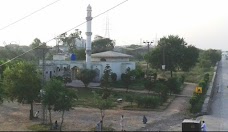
[{"left": 92, "top": 61, "right": 135, "bottom": 80}]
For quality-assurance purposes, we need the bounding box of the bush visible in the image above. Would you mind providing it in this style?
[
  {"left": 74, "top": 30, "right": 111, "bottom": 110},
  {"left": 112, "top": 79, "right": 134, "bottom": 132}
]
[
  {"left": 111, "top": 73, "right": 117, "bottom": 82},
  {"left": 204, "top": 73, "right": 209, "bottom": 83},
  {"left": 189, "top": 94, "right": 204, "bottom": 113},
  {"left": 135, "top": 96, "right": 161, "bottom": 108},
  {"left": 198, "top": 80, "right": 207, "bottom": 94},
  {"left": 125, "top": 94, "right": 134, "bottom": 105},
  {"left": 179, "top": 75, "right": 185, "bottom": 84},
  {"left": 167, "top": 77, "right": 181, "bottom": 94}
]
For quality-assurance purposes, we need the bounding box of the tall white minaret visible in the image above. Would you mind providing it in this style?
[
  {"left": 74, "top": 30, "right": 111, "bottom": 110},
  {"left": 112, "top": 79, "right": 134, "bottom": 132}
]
[{"left": 85, "top": 5, "right": 92, "bottom": 69}]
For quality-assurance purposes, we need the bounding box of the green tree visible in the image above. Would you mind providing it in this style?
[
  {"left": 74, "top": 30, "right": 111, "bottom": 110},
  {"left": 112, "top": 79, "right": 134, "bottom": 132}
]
[
  {"left": 0, "top": 81, "right": 4, "bottom": 104},
  {"left": 154, "top": 80, "right": 168, "bottom": 102},
  {"left": 53, "top": 88, "right": 77, "bottom": 131},
  {"left": 146, "top": 35, "right": 198, "bottom": 77},
  {"left": 43, "top": 78, "right": 64, "bottom": 126},
  {"left": 29, "top": 38, "right": 49, "bottom": 61},
  {"left": 121, "top": 67, "right": 132, "bottom": 92},
  {"left": 93, "top": 92, "right": 113, "bottom": 131},
  {"left": 3, "top": 61, "right": 41, "bottom": 120},
  {"left": 101, "top": 64, "right": 112, "bottom": 89},
  {"left": 180, "top": 45, "right": 199, "bottom": 71},
  {"left": 166, "top": 77, "right": 181, "bottom": 95},
  {"left": 59, "top": 30, "right": 82, "bottom": 53},
  {"left": 73, "top": 49, "right": 86, "bottom": 60},
  {"left": 76, "top": 69, "right": 97, "bottom": 88},
  {"left": 199, "top": 49, "right": 221, "bottom": 67},
  {"left": 92, "top": 35, "right": 115, "bottom": 53}
]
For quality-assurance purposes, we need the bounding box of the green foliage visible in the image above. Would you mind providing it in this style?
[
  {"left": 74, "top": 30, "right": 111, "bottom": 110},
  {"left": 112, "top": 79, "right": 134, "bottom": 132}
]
[
  {"left": 76, "top": 69, "right": 97, "bottom": 88},
  {"left": 111, "top": 73, "right": 117, "bottom": 82},
  {"left": 189, "top": 72, "right": 211, "bottom": 113},
  {"left": 135, "top": 95, "right": 161, "bottom": 108},
  {"left": 53, "top": 89, "right": 78, "bottom": 112},
  {"left": 166, "top": 77, "right": 181, "bottom": 94},
  {"left": 121, "top": 67, "right": 132, "bottom": 92},
  {"left": 2, "top": 61, "right": 41, "bottom": 119},
  {"left": 198, "top": 80, "right": 207, "bottom": 94},
  {"left": 93, "top": 92, "right": 113, "bottom": 110},
  {"left": 126, "top": 44, "right": 143, "bottom": 49},
  {"left": 179, "top": 75, "right": 185, "bottom": 84},
  {"left": 144, "top": 79, "right": 156, "bottom": 93},
  {"left": 204, "top": 73, "right": 210, "bottom": 83},
  {"left": 27, "top": 124, "right": 50, "bottom": 131},
  {"left": 125, "top": 94, "right": 134, "bottom": 106},
  {"left": 0, "top": 81, "right": 4, "bottom": 104},
  {"left": 92, "top": 36, "right": 115, "bottom": 53},
  {"left": 43, "top": 78, "right": 65, "bottom": 124},
  {"left": 73, "top": 49, "right": 86, "bottom": 60},
  {"left": 189, "top": 94, "right": 205, "bottom": 113},
  {"left": 59, "top": 30, "right": 82, "bottom": 53},
  {"left": 93, "top": 91, "right": 113, "bottom": 131},
  {"left": 101, "top": 64, "right": 112, "bottom": 89},
  {"left": 198, "top": 49, "right": 221, "bottom": 68},
  {"left": 154, "top": 81, "right": 169, "bottom": 102},
  {"left": 146, "top": 35, "right": 199, "bottom": 76},
  {"left": 53, "top": 88, "right": 78, "bottom": 131},
  {"left": 180, "top": 45, "right": 199, "bottom": 71},
  {"left": 30, "top": 38, "right": 48, "bottom": 59}
]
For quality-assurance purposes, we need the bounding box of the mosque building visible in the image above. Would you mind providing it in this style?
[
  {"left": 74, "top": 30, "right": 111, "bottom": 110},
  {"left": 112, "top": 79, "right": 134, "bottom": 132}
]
[{"left": 40, "top": 5, "right": 135, "bottom": 82}]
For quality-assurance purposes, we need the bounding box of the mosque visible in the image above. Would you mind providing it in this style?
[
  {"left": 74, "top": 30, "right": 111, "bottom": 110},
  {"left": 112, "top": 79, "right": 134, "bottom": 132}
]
[{"left": 40, "top": 5, "right": 135, "bottom": 82}]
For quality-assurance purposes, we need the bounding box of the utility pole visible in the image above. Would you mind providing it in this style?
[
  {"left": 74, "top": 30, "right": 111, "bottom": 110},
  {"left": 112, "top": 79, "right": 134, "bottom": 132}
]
[
  {"left": 143, "top": 41, "right": 153, "bottom": 76},
  {"left": 37, "top": 43, "right": 50, "bottom": 124}
]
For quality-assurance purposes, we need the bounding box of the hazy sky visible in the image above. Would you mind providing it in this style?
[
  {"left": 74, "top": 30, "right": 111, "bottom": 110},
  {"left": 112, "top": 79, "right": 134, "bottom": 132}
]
[{"left": 0, "top": 0, "right": 227, "bottom": 50}]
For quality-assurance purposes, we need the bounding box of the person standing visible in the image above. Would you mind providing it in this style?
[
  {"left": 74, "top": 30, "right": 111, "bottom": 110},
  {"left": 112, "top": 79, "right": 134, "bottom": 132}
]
[
  {"left": 201, "top": 121, "right": 207, "bottom": 132},
  {"left": 96, "top": 120, "right": 102, "bottom": 131},
  {"left": 120, "top": 115, "right": 124, "bottom": 131},
  {"left": 143, "top": 115, "right": 147, "bottom": 124},
  {"left": 34, "top": 111, "right": 39, "bottom": 118}
]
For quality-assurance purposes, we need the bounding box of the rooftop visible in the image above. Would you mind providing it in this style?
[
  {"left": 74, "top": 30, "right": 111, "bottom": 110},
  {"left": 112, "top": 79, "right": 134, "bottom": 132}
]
[{"left": 91, "top": 51, "right": 132, "bottom": 58}]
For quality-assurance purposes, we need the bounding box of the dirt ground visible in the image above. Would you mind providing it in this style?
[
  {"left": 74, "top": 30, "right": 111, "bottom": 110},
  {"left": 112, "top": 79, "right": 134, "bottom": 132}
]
[{"left": 0, "top": 82, "right": 196, "bottom": 131}]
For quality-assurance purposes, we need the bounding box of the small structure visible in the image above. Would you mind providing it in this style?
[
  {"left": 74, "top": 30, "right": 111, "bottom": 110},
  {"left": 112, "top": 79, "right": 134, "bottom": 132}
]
[{"left": 182, "top": 119, "right": 201, "bottom": 131}]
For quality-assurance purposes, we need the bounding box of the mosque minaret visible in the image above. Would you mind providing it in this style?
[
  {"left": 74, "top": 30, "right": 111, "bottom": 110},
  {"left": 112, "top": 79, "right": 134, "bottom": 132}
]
[{"left": 85, "top": 4, "right": 92, "bottom": 69}]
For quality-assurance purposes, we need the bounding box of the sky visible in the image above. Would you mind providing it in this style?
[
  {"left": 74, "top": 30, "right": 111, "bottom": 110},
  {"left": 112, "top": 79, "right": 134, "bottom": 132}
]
[{"left": 0, "top": 0, "right": 227, "bottom": 50}]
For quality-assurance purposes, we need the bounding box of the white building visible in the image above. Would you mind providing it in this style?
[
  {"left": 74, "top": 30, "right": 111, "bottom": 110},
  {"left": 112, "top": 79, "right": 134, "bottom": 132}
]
[{"left": 40, "top": 50, "right": 135, "bottom": 82}]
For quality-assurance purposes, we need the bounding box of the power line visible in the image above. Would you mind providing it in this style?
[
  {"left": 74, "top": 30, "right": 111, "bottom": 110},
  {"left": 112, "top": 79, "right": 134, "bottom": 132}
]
[
  {"left": 46, "top": 0, "right": 128, "bottom": 43},
  {"left": 0, "top": 0, "right": 61, "bottom": 31},
  {"left": 0, "top": 0, "right": 129, "bottom": 67}
]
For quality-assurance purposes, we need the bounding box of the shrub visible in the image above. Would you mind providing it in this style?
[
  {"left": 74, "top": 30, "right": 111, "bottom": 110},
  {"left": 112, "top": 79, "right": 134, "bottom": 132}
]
[
  {"left": 125, "top": 94, "right": 134, "bottom": 106},
  {"left": 198, "top": 80, "right": 207, "bottom": 94},
  {"left": 135, "top": 95, "right": 161, "bottom": 108},
  {"left": 179, "top": 75, "right": 185, "bottom": 84},
  {"left": 204, "top": 73, "right": 209, "bottom": 83},
  {"left": 111, "top": 73, "right": 117, "bottom": 82},
  {"left": 167, "top": 77, "right": 181, "bottom": 94}
]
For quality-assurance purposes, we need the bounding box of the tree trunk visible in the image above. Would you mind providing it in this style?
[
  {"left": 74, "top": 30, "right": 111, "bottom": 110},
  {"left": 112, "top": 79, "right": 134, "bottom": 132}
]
[
  {"left": 48, "top": 107, "right": 52, "bottom": 125},
  {"left": 170, "top": 70, "right": 173, "bottom": 77},
  {"left": 60, "top": 110, "right": 65, "bottom": 131},
  {"left": 29, "top": 102, "right": 34, "bottom": 120}
]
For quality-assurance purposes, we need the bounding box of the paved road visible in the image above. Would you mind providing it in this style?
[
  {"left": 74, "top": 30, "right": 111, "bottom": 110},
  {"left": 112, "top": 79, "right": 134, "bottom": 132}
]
[{"left": 200, "top": 56, "right": 228, "bottom": 131}]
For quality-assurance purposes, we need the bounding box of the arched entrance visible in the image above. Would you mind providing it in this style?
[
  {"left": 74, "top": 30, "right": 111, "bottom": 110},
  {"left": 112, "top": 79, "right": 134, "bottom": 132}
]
[
  {"left": 71, "top": 66, "right": 79, "bottom": 80},
  {"left": 94, "top": 68, "right": 100, "bottom": 82}
]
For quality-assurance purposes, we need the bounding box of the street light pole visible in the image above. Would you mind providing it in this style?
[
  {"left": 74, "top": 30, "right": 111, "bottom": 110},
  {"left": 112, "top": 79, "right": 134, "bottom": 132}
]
[{"left": 143, "top": 41, "right": 153, "bottom": 76}]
